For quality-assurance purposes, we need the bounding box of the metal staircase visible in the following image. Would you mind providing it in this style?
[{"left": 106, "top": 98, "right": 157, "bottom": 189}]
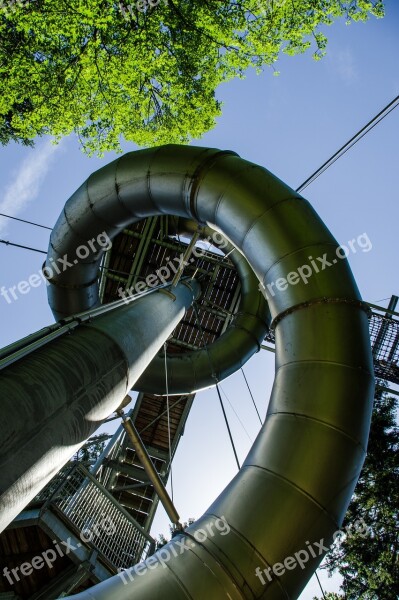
[{"left": 93, "top": 392, "right": 195, "bottom": 532}]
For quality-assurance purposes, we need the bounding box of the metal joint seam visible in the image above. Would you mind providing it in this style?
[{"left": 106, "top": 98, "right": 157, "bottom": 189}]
[
  {"left": 233, "top": 310, "right": 271, "bottom": 329},
  {"left": 187, "top": 150, "right": 239, "bottom": 222},
  {"left": 158, "top": 289, "right": 177, "bottom": 301},
  {"left": 245, "top": 464, "right": 342, "bottom": 529},
  {"left": 265, "top": 411, "right": 369, "bottom": 453},
  {"left": 270, "top": 297, "right": 371, "bottom": 331},
  {"left": 42, "top": 263, "right": 100, "bottom": 289},
  {"left": 187, "top": 515, "right": 290, "bottom": 599},
  {"left": 241, "top": 194, "right": 306, "bottom": 250},
  {"left": 178, "top": 530, "right": 256, "bottom": 598},
  {"left": 228, "top": 321, "right": 263, "bottom": 352}
]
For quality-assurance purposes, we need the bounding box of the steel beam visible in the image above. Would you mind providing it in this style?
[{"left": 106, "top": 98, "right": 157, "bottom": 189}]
[{"left": 117, "top": 410, "right": 181, "bottom": 527}]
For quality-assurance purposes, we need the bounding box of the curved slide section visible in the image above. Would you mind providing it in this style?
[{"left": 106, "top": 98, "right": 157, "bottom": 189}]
[
  {"left": 48, "top": 145, "right": 373, "bottom": 599},
  {"left": 1, "top": 144, "right": 374, "bottom": 598},
  {"left": 45, "top": 159, "right": 271, "bottom": 395}
]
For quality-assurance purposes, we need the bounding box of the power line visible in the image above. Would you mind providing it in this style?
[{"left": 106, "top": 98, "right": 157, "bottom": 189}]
[
  {"left": 164, "top": 342, "right": 174, "bottom": 504},
  {"left": 0, "top": 212, "right": 52, "bottom": 230},
  {"left": 315, "top": 571, "right": 327, "bottom": 600},
  {"left": 192, "top": 302, "right": 241, "bottom": 471},
  {"left": 0, "top": 239, "right": 47, "bottom": 254},
  {"left": 219, "top": 383, "right": 252, "bottom": 441},
  {"left": 371, "top": 296, "right": 391, "bottom": 304},
  {"left": 241, "top": 367, "right": 263, "bottom": 425},
  {"left": 0, "top": 239, "right": 150, "bottom": 282},
  {"left": 216, "top": 383, "right": 241, "bottom": 470},
  {"left": 0, "top": 94, "right": 397, "bottom": 243},
  {"left": 296, "top": 94, "right": 399, "bottom": 193}
]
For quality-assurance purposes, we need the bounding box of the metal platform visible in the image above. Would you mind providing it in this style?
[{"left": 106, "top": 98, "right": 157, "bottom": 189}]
[
  {"left": 94, "top": 392, "right": 195, "bottom": 531},
  {"left": 369, "top": 300, "right": 399, "bottom": 384}
]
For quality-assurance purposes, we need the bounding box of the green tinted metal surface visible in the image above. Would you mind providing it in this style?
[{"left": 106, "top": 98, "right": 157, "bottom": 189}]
[
  {"left": 1, "top": 145, "right": 374, "bottom": 598},
  {"left": 0, "top": 281, "right": 199, "bottom": 532}
]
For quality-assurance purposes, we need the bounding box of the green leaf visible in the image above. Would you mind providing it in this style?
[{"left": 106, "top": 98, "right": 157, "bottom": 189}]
[{"left": 0, "top": 0, "right": 386, "bottom": 154}]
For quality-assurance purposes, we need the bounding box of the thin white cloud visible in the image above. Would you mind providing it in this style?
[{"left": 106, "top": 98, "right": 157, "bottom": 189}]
[
  {"left": 0, "top": 139, "right": 62, "bottom": 235},
  {"left": 334, "top": 49, "right": 358, "bottom": 84}
]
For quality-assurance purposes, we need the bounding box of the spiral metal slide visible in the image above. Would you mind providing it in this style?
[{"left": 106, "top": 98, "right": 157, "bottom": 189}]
[{"left": 0, "top": 145, "right": 374, "bottom": 599}]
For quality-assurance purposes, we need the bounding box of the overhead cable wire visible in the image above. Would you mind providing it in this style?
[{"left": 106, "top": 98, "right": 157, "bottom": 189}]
[
  {"left": 0, "top": 239, "right": 133, "bottom": 274},
  {"left": 0, "top": 240, "right": 137, "bottom": 279},
  {"left": 0, "top": 239, "right": 47, "bottom": 254},
  {"left": 139, "top": 397, "right": 185, "bottom": 436},
  {"left": 216, "top": 383, "right": 241, "bottom": 470},
  {"left": 219, "top": 383, "right": 252, "bottom": 442},
  {"left": 2, "top": 95, "right": 398, "bottom": 243},
  {"left": 192, "top": 301, "right": 241, "bottom": 471},
  {"left": 0, "top": 212, "right": 52, "bottom": 230},
  {"left": 241, "top": 367, "right": 263, "bottom": 425},
  {"left": 164, "top": 341, "right": 174, "bottom": 504},
  {"left": 315, "top": 571, "right": 327, "bottom": 600},
  {"left": 296, "top": 94, "right": 399, "bottom": 193}
]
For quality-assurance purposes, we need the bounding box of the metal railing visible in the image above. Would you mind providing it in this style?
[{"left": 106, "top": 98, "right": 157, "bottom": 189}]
[
  {"left": 369, "top": 308, "right": 399, "bottom": 384},
  {"left": 36, "top": 463, "right": 154, "bottom": 571}
]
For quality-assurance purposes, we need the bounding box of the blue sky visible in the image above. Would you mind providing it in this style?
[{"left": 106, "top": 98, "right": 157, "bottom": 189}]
[{"left": 0, "top": 2, "right": 398, "bottom": 597}]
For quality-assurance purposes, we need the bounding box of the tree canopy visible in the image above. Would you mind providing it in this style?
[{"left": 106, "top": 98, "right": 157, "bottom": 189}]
[{"left": 0, "top": 0, "right": 384, "bottom": 154}]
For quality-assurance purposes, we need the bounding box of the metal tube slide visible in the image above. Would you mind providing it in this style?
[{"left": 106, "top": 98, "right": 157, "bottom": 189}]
[
  {"left": 0, "top": 280, "right": 200, "bottom": 533},
  {"left": 11, "top": 144, "right": 374, "bottom": 598},
  {"left": 45, "top": 150, "right": 271, "bottom": 396}
]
